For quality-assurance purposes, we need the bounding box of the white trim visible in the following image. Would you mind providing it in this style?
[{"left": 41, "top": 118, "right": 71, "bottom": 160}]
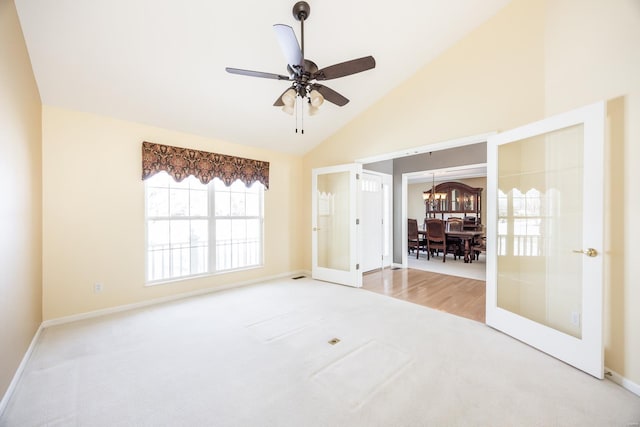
[
  {"left": 605, "top": 367, "right": 640, "bottom": 397},
  {"left": 42, "top": 270, "right": 307, "bottom": 328},
  {"left": 0, "top": 324, "right": 44, "bottom": 417},
  {"left": 355, "top": 131, "right": 496, "bottom": 164},
  {"left": 405, "top": 163, "right": 487, "bottom": 183},
  {"left": 401, "top": 174, "right": 409, "bottom": 268}
]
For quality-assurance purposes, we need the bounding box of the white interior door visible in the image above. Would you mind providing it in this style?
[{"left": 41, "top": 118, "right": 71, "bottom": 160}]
[
  {"left": 360, "top": 171, "right": 393, "bottom": 272},
  {"left": 486, "top": 101, "right": 605, "bottom": 378},
  {"left": 361, "top": 172, "right": 383, "bottom": 272},
  {"left": 312, "top": 164, "right": 362, "bottom": 287}
]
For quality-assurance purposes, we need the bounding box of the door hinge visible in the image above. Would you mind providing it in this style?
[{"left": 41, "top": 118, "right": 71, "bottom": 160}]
[
  {"left": 356, "top": 263, "right": 360, "bottom": 270},
  {"left": 356, "top": 173, "right": 360, "bottom": 180},
  {"left": 356, "top": 218, "right": 360, "bottom": 225}
]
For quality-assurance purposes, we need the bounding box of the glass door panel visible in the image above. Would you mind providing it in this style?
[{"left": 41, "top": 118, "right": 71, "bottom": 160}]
[
  {"left": 496, "top": 124, "right": 583, "bottom": 339},
  {"left": 316, "top": 171, "right": 350, "bottom": 271}
]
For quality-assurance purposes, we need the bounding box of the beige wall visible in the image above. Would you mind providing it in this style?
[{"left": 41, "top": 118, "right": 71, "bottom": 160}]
[
  {"left": 0, "top": 0, "right": 42, "bottom": 398},
  {"left": 303, "top": 0, "right": 640, "bottom": 384},
  {"left": 42, "top": 107, "right": 303, "bottom": 320}
]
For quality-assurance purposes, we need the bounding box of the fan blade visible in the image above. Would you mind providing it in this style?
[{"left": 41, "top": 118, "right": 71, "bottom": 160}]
[
  {"left": 313, "top": 56, "right": 376, "bottom": 80},
  {"left": 313, "top": 84, "right": 349, "bottom": 107},
  {"left": 273, "top": 24, "right": 303, "bottom": 70},
  {"left": 225, "top": 67, "right": 290, "bottom": 80}
]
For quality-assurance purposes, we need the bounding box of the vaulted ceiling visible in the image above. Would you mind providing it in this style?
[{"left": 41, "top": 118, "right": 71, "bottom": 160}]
[{"left": 15, "top": 0, "right": 511, "bottom": 155}]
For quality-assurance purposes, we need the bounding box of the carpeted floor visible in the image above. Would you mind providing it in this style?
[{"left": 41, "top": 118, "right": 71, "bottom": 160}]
[{"left": 1, "top": 277, "right": 638, "bottom": 426}]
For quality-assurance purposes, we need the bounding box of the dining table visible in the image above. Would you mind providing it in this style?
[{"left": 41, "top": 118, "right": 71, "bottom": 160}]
[{"left": 419, "top": 229, "right": 484, "bottom": 263}]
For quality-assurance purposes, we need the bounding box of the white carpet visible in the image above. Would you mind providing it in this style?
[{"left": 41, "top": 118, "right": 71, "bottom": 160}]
[
  {"left": 1, "top": 277, "right": 639, "bottom": 426},
  {"left": 408, "top": 252, "right": 486, "bottom": 281}
]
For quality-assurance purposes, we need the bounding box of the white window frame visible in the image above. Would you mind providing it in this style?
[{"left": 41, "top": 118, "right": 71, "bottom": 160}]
[{"left": 144, "top": 172, "right": 264, "bottom": 285}]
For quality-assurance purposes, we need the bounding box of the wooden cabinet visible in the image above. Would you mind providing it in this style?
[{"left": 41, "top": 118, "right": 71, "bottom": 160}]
[{"left": 423, "top": 181, "right": 483, "bottom": 226}]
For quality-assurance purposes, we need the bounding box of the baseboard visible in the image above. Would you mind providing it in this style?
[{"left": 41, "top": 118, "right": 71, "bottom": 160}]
[
  {"left": 0, "top": 323, "right": 44, "bottom": 418},
  {"left": 605, "top": 366, "right": 640, "bottom": 397},
  {"left": 42, "top": 270, "right": 308, "bottom": 328}
]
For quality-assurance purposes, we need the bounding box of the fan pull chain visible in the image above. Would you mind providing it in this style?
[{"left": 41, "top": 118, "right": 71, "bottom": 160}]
[{"left": 295, "top": 96, "right": 299, "bottom": 133}]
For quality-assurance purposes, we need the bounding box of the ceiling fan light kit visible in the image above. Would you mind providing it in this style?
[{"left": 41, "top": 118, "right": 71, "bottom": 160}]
[{"left": 226, "top": 1, "right": 376, "bottom": 132}]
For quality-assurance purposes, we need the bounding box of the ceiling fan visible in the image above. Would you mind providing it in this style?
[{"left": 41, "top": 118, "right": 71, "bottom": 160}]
[{"left": 225, "top": 1, "right": 376, "bottom": 117}]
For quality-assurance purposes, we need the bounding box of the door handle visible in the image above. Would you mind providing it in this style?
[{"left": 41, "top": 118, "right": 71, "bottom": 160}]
[{"left": 572, "top": 248, "right": 598, "bottom": 257}]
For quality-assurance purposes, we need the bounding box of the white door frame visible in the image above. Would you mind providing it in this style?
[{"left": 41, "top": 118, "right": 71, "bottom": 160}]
[{"left": 400, "top": 163, "right": 487, "bottom": 267}]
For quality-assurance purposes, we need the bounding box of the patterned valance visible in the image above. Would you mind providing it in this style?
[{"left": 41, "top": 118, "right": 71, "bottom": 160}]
[{"left": 141, "top": 141, "right": 269, "bottom": 189}]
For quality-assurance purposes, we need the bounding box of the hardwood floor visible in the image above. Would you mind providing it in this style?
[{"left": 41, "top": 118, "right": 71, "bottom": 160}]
[{"left": 362, "top": 268, "right": 486, "bottom": 323}]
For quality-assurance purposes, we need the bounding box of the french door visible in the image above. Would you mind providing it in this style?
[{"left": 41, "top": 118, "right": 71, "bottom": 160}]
[
  {"left": 486, "top": 101, "right": 605, "bottom": 378},
  {"left": 312, "top": 164, "right": 362, "bottom": 287}
]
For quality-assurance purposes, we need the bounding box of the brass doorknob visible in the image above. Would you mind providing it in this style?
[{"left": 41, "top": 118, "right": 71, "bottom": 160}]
[{"left": 572, "top": 248, "right": 598, "bottom": 257}]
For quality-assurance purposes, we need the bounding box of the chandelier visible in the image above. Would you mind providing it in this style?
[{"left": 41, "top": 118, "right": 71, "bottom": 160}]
[{"left": 422, "top": 173, "right": 447, "bottom": 212}]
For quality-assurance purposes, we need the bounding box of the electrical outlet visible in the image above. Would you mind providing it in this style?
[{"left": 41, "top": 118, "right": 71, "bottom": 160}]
[
  {"left": 94, "top": 282, "right": 103, "bottom": 293},
  {"left": 571, "top": 311, "right": 580, "bottom": 327}
]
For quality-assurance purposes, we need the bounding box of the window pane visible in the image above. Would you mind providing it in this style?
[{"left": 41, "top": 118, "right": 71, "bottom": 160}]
[
  {"left": 190, "top": 220, "right": 208, "bottom": 244},
  {"left": 171, "top": 247, "right": 189, "bottom": 277},
  {"left": 190, "top": 246, "right": 208, "bottom": 275},
  {"left": 216, "top": 219, "right": 231, "bottom": 241},
  {"left": 246, "top": 219, "right": 259, "bottom": 240},
  {"left": 190, "top": 190, "right": 208, "bottom": 216},
  {"left": 170, "top": 189, "right": 189, "bottom": 216},
  {"left": 231, "top": 192, "right": 246, "bottom": 216},
  {"left": 148, "top": 220, "right": 170, "bottom": 246},
  {"left": 147, "top": 188, "right": 169, "bottom": 217},
  {"left": 246, "top": 193, "right": 259, "bottom": 216},
  {"left": 216, "top": 219, "right": 232, "bottom": 271},
  {"left": 232, "top": 219, "right": 247, "bottom": 240},
  {"left": 170, "top": 220, "right": 190, "bottom": 248},
  {"left": 215, "top": 191, "right": 230, "bottom": 216}
]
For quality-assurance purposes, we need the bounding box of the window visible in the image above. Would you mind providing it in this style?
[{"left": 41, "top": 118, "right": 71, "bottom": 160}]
[
  {"left": 497, "top": 188, "right": 545, "bottom": 257},
  {"left": 145, "top": 171, "right": 263, "bottom": 283}
]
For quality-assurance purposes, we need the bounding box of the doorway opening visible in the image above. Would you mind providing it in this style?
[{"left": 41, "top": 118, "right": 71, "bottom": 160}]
[{"left": 357, "top": 132, "right": 492, "bottom": 322}]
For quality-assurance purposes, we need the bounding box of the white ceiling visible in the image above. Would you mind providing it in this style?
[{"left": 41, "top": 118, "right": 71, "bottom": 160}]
[{"left": 15, "top": 0, "right": 511, "bottom": 155}]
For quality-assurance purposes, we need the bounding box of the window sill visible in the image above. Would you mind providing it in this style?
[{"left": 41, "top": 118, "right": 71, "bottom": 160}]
[{"left": 144, "top": 264, "right": 264, "bottom": 287}]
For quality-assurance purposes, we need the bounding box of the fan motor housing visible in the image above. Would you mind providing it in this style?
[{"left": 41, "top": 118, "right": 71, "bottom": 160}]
[{"left": 293, "top": 1, "right": 310, "bottom": 21}]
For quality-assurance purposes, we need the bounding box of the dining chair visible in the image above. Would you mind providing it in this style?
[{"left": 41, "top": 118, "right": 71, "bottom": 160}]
[
  {"left": 407, "top": 218, "right": 423, "bottom": 259},
  {"left": 425, "top": 219, "right": 457, "bottom": 262},
  {"left": 446, "top": 217, "right": 464, "bottom": 257}
]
